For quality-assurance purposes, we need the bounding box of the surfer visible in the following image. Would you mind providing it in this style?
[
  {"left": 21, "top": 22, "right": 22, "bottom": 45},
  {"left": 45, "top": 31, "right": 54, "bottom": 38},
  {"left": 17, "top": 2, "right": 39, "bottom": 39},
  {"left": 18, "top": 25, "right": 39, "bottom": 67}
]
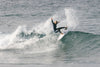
[{"left": 51, "top": 18, "right": 67, "bottom": 34}]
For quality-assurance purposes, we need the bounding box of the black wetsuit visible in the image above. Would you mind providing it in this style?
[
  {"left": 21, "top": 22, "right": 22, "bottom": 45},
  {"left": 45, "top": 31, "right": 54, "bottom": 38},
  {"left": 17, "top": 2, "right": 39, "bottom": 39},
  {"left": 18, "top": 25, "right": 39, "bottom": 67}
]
[
  {"left": 51, "top": 19, "right": 65, "bottom": 33},
  {"left": 51, "top": 20, "right": 58, "bottom": 33}
]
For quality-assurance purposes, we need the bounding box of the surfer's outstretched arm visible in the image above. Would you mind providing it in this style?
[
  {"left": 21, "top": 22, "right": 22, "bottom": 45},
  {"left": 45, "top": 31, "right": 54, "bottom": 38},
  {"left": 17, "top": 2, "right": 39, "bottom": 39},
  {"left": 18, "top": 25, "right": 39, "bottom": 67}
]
[
  {"left": 51, "top": 18, "right": 53, "bottom": 20},
  {"left": 51, "top": 18, "right": 54, "bottom": 23},
  {"left": 51, "top": 18, "right": 57, "bottom": 32}
]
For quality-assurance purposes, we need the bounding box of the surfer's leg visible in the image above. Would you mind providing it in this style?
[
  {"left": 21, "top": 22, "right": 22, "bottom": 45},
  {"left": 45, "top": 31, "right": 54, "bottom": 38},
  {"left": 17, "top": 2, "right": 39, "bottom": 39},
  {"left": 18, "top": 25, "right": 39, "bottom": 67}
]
[
  {"left": 59, "top": 27, "right": 67, "bottom": 29},
  {"left": 58, "top": 27, "right": 67, "bottom": 30},
  {"left": 58, "top": 27, "right": 65, "bottom": 29},
  {"left": 57, "top": 27, "right": 67, "bottom": 34},
  {"left": 54, "top": 30, "right": 58, "bottom": 33},
  {"left": 57, "top": 28, "right": 63, "bottom": 34}
]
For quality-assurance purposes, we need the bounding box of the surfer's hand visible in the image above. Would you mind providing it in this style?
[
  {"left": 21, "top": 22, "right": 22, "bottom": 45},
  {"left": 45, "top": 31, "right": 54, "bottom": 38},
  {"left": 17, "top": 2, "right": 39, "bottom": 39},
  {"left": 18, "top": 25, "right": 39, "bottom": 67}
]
[{"left": 51, "top": 18, "right": 53, "bottom": 20}]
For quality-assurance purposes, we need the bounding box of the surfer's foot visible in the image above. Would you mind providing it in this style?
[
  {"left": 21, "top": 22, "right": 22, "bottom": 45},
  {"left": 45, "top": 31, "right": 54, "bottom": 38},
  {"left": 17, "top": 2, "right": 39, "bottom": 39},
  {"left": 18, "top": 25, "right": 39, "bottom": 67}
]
[
  {"left": 61, "top": 33, "right": 64, "bottom": 35},
  {"left": 64, "top": 26, "right": 67, "bottom": 30}
]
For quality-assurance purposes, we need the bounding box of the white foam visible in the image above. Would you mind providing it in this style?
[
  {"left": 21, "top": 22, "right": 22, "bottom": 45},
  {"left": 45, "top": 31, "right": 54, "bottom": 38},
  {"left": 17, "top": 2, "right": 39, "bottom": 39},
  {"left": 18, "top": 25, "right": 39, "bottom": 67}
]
[{"left": 65, "top": 8, "right": 79, "bottom": 30}]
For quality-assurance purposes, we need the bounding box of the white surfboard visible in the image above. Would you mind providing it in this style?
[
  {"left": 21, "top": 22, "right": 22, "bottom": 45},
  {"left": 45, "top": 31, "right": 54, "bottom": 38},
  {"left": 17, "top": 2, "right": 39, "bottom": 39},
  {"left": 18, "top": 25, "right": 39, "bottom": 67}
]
[{"left": 57, "top": 29, "right": 69, "bottom": 40}]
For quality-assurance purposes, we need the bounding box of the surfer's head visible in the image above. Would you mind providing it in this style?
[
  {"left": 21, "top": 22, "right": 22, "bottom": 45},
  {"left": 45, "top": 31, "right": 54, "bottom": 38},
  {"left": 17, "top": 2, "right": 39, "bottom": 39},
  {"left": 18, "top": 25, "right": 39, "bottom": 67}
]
[{"left": 55, "top": 21, "right": 59, "bottom": 24}]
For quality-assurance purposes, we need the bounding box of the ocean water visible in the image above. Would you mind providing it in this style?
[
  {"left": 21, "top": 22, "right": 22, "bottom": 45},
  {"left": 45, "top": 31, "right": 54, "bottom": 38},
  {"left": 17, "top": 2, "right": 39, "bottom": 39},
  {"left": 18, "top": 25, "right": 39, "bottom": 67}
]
[{"left": 0, "top": 0, "right": 100, "bottom": 67}]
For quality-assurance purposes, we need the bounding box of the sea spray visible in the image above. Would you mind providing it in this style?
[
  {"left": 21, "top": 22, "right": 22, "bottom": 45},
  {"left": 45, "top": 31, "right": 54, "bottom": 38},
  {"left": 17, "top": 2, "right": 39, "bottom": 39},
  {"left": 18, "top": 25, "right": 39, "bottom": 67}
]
[
  {"left": 65, "top": 8, "right": 79, "bottom": 31},
  {"left": 0, "top": 26, "right": 28, "bottom": 49},
  {"left": 0, "top": 23, "right": 58, "bottom": 52},
  {"left": 34, "top": 19, "right": 53, "bottom": 34}
]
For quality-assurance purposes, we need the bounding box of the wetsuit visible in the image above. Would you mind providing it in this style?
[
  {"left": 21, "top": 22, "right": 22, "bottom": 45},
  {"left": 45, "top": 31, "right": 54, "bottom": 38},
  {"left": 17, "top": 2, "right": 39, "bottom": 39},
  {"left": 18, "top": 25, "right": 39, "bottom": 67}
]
[
  {"left": 51, "top": 19, "right": 58, "bottom": 33},
  {"left": 51, "top": 19, "right": 65, "bottom": 33}
]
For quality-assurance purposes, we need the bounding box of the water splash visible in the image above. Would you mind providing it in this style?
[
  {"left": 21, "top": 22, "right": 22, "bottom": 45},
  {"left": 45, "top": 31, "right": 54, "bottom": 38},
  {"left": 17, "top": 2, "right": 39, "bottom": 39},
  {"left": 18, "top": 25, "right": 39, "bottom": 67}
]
[{"left": 65, "top": 8, "right": 79, "bottom": 30}]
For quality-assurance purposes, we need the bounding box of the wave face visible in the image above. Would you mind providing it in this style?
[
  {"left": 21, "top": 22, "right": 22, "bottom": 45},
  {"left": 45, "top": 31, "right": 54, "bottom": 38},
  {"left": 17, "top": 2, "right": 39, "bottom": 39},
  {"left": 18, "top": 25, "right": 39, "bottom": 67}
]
[{"left": 61, "top": 31, "right": 100, "bottom": 57}]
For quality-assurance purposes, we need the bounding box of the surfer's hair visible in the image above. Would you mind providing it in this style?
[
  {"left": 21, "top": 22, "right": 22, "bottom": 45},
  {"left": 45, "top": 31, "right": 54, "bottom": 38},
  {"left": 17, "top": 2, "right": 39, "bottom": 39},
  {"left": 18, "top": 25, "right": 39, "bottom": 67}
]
[{"left": 56, "top": 21, "right": 59, "bottom": 23}]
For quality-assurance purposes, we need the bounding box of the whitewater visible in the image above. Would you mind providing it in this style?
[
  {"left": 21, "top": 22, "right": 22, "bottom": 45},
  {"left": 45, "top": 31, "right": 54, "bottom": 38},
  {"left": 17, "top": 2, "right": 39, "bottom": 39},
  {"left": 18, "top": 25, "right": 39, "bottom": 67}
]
[{"left": 0, "top": 0, "right": 100, "bottom": 67}]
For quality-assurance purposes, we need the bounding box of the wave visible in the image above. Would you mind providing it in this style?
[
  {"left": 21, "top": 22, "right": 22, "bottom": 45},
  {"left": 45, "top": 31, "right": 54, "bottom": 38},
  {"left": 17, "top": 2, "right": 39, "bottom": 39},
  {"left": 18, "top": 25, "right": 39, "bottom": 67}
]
[
  {"left": 1, "top": 14, "right": 22, "bottom": 17},
  {"left": 0, "top": 25, "right": 58, "bottom": 54},
  {"left": 60, "top": 31, "right": 100, "bottom": 57},
  {"left": 1, "top": 8, "right": 99, "bottom": 55}
]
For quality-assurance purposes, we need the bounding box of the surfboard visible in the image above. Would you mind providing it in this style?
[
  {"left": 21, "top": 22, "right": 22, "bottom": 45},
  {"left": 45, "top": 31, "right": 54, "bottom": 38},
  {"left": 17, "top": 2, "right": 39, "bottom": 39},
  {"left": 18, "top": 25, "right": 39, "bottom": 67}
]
[{"left": 57, "top": 29, "right": 69, "bottom": 40}]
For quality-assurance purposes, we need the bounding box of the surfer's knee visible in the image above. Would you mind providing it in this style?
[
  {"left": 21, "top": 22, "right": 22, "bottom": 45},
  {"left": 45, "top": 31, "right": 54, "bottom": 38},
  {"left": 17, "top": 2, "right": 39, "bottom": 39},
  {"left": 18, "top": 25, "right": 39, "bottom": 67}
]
[{"left": 54, "top": 30, "right": 58, "bottom": 33}]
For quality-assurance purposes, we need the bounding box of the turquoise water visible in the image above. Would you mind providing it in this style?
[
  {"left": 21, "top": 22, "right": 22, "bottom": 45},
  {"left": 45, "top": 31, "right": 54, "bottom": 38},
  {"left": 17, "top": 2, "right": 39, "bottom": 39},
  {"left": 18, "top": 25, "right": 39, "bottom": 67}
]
[{"left": 0, "top": 0, "right": 100, "bottom": 67}]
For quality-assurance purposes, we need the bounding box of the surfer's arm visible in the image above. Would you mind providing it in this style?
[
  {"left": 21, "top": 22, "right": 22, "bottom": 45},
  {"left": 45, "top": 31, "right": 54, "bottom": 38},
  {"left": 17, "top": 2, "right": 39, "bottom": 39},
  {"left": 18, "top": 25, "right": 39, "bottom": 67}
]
[{"left": 51, "top": 18, "right": 54, "bottom": 23}]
